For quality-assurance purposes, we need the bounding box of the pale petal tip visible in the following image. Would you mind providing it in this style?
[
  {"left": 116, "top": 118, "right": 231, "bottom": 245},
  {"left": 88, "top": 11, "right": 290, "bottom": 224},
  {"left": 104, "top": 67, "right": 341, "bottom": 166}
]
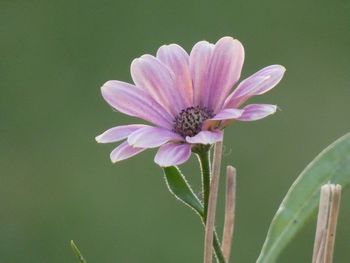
[
  {"left": 270, "top": 64, "right": 286, "bottom": 76},
  {"left": 110, "top": 155, "right": 119, "bottom": 163},
  {"left": 95, "top": 134, "right": 102, "bottom": 143},
  {"left": 216, "top": 36, "right": 244, "bottom": 47},
  {"left": 266, "top": 104, "right": 278, "bottom": 114},
  {"left": 275, "top": 64, "right": 286, "bottom": 74}
]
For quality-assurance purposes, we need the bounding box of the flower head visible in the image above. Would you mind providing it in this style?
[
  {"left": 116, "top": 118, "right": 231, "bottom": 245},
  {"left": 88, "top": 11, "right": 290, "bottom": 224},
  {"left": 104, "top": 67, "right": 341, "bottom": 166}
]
[{"left": 96, "top": 37, "right": 285, "bottom": 167}]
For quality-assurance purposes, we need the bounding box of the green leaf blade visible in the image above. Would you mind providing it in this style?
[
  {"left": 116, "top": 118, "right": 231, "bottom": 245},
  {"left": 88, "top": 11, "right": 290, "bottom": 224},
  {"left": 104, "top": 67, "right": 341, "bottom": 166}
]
[
  {"left": 257, "top": 133, "right": 350, "bottom": 263},
  {"left": 163, "top": 166, "right": 204, "bottom": 217}
]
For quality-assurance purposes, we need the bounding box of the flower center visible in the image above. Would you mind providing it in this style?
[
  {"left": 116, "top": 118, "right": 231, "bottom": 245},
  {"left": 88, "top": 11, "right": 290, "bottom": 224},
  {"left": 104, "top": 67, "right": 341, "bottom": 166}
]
[{"left": 173, "top": 106, "right": 214, "bottom": 137}]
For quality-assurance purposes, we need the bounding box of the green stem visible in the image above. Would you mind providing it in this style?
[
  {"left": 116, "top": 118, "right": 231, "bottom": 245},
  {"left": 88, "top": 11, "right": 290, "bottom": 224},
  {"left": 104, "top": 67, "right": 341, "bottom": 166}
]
[
  {"left": 197, "top": 150, "right": 211, "bottom": 221},
  {"left": 213, "top": 231, "right": 226, "bottom": 263}
]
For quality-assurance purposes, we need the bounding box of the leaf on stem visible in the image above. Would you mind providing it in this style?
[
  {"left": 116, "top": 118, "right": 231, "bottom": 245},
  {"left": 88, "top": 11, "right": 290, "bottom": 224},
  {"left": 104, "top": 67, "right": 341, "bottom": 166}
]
[{"left": 163, "top": 166, "right": 204, "bottom": 217}]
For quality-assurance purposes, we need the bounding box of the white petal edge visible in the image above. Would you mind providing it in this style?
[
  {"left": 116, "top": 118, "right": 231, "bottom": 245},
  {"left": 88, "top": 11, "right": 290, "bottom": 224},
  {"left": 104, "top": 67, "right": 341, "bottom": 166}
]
[{"left": 186, "top": 130, "right": 223, "bottom": 145}]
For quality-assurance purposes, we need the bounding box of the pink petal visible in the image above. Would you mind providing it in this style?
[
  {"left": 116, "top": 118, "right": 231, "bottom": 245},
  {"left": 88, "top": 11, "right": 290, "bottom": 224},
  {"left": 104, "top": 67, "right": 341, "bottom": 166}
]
[
  {"left": 131, "top": 54, "right": 184, "bottom": 115},
  {"left": 207, "top": 37, "right": 245, "bottom": 113},
  {"left": 96, "top": 124, "right": 148, "bottom": 143},
  {"left": 110, "top": 141, "right": 146, "bottom": 163},
  {"left": 224, "top": 65, "right": 286, "bottom": 108},
  {"left": 128, "top": 126, "right": 183, "bottom": 148},
  {"left": 237, "top": 104, "right": 277, "bottom": 121},
  {"left": 157, "top": 44, "right": 193, "bottom": 107},
  {"left": 154, "top": 143, "right": 192, "bottom": 167},
  {"left": 210, "top": 108, "right": 243, "bottom": 121},
  {"left": 101, "top": 80, "right": 173, "bottom": 129},
  {"left": 189, "top": 41, "right": 214, "bottom": 107},
  {"left": 185, "top": 130, "right": 223, "bottom": 144}
]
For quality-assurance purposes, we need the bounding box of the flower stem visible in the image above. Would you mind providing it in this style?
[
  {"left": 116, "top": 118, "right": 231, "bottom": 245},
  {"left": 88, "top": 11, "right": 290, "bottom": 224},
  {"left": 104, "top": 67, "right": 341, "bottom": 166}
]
[
  {"left": 196, "top": 145, "right": 226, "bottom": 263},
  {"left": 213, "top": 231, "right": 226, "bottom": 263},
  {"left": 199, "top": 218, "right": 226, "bottom": 263},
  {"left": 197, "top": 150, "right": 211, "bottom": 220}
]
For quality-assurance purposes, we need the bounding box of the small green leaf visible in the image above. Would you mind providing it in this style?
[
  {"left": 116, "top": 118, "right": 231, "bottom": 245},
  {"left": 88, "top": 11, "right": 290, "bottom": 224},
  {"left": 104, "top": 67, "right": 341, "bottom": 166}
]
[
  {"left": 163, "top": 166, "right": 204, "bottom": 217},
  {"left": 70, "top": 240, "right": 87, "bottom": 263},
  {"left": 257, "top": 133, "right": 350, "bottom": 263}
]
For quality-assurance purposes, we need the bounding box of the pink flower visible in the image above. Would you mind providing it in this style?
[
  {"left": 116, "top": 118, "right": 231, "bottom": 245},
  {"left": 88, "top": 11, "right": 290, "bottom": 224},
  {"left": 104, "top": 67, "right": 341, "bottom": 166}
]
[{"left": 96, "top": 37, "right": 285, "bottom": 167}]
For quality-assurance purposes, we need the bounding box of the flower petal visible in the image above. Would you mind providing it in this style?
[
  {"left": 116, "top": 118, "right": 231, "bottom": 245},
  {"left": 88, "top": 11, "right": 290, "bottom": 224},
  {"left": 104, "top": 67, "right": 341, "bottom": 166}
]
[
  {"left": 189, "top": 41, "right": 214, "bottom": 106},
  {"left": 185, "top": 130, "right": 223, "bottom": 144},
  {"left": 101, "top": 80, "right": 173, "bottom": 129},
  {"left": 128, "top": 126, "right": 183, "bottom": 148},
  {"left": 154, "top": 143, "right": 192, "bottom": 167},
  {"left": 210, "top": 108, "right": 243, "bottom": 121},
  {"left": 96, "top": 124, "right": 148, "bottom": 143},
  {"left": 224, "top": 65, "right": 286, "bottom": 108},
  {"left": 237, "top": 104, "right": 277, "bottom": 121},
  {"left": 207, "top": 37, "right": 245, "bottom": 113},
  {"left": 157, "top": 44, "right": 193, "bottom": 106},
  {"left": 131, "top": 54, "right": 184, "bottom": 115},
  {"left": 110, "top": 141, "right": 146, "bottom": 163}
]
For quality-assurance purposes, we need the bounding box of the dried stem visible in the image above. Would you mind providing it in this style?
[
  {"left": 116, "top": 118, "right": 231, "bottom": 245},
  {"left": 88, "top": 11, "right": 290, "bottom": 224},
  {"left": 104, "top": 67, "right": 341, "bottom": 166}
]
[
  {"left": 312, "top": 184, "right": 342, "bottom": 263},
  {"left": 221, "top": 165, "right": 236, "bottom": 262},
  {"left": 204, "top": 140, "right": 223, "bottom": 263},
  {"left": 312, "top": 185, "right": 332, "bottom": 263},
  {"left": 324, "top": 184, "right": 341, "bottom": 263}
]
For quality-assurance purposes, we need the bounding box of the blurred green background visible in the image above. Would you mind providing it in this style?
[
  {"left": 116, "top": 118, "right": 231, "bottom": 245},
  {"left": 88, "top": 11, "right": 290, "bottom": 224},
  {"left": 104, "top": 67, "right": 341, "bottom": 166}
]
[{"left": 1, "top": 0, "right": 350, "bottom": 262}]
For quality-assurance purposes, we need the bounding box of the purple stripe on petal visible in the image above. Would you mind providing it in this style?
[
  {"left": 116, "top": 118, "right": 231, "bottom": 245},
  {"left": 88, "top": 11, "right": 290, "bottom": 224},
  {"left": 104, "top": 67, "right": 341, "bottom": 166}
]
[
  {"left": 128, "top": 126, "right": 184, "bottom": 148},
  {"left": 131, "top": 54, "right": 184, "bottom": 115},
  {"left": 157, "top": 44, "right": 193, "bottom": 107},
  {"left": 211, "top": 108, "right": 243, "bottom": 121},
  {"left": 224, "top": 65, "right": 286, "bottom": 108},
  {"left": 189, "top": 41, "right": 214, "bottom": 107},
  {"left": 185, "top": 130, "right": 223, "bottom": 144},
  {"left": 96, "top": 124, "right": 148, "bottom": 143},
  {"left": 207, "top": 37, "right": 245, "bottom": 113},
  {"left": 154, "top": 143, "right": 192, "bottom": 167},
  {"left": 237, "top": 104, "right": 277, "bottom": 121},
  {"left": 101, "top": 80, "right": 173, "bottom": 129},
  {"left": 110, "top": 141, "right": 146, "bottom": 163}
]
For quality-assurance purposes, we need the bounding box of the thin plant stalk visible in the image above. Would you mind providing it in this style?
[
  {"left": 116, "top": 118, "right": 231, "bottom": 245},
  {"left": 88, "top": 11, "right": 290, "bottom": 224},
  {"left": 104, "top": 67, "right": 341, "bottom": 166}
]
[
  {"left": 197, "top": 150, "right": 211, "bottom": 220},
  {"left": 312, "top": 184, "right": 342, "bottom": 263},
  {"left": 204, "top": 140, "right": 223, "bottom": 263},
  {"left": 324, "top": 184, "right": 341, "bottom": 263},
  {"left": 197, "top": 147, "right": 226, "bottom": 263},
  {"left": 312, "top": 185, "right": 332, "bottom": 263},
  {"left": 221, "top": 165, "right": 236, "bottom": 262}
]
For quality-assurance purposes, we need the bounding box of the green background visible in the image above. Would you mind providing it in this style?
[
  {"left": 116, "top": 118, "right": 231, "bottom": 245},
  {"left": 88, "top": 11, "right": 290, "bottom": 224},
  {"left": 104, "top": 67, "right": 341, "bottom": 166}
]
[{"left": 1, "top": 0, "right": 350, "bottom": 262}]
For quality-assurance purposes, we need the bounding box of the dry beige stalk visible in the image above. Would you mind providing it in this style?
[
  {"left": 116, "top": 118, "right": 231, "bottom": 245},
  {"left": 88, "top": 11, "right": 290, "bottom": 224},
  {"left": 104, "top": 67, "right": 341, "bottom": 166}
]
[
  {"left": 312, "top": 184, "right": 342, "bottom": 263},
  {"left": 324, "top": 184, "right": 341, "bottom": 263},
  {"left": 204, "top": 141, "right": 223, "bottom": 263},
  {"left": 221, "top": 165, "right": 236, "bottom": 262}
]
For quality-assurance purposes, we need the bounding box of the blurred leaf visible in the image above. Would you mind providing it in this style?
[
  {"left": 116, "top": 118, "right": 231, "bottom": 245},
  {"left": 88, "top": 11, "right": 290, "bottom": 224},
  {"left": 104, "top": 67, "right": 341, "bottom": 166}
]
[
  {"left": 163, "top": 166, "right": 204, "bottom": 217},
  {"left": 70, "top": 240, "right": 87, "bottom": 263},
  {"left": 257, "top": 133, "right": 350, "bottom": 263}
]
